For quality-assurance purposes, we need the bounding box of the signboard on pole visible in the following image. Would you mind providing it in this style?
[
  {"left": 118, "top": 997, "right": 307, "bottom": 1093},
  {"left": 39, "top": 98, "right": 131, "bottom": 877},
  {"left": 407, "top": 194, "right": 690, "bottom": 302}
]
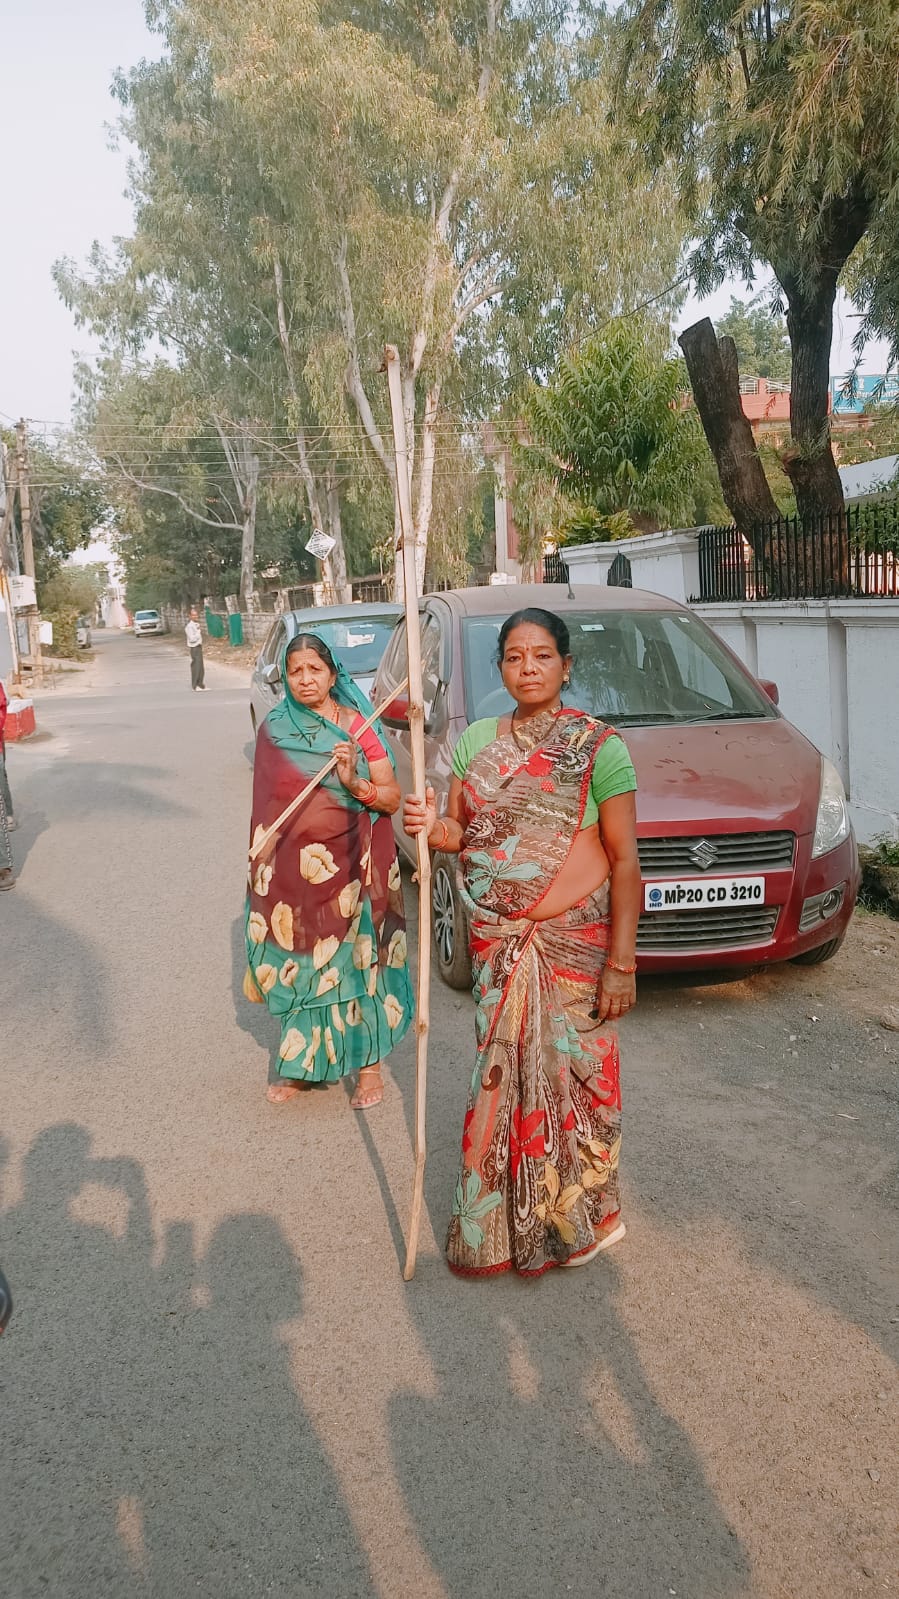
[{"left": 304, "top": 530, "right": 336, "bottom": 561}]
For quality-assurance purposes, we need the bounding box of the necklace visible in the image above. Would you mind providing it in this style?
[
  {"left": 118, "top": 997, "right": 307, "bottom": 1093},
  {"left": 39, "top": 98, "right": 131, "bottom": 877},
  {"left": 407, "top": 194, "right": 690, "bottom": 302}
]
[{"left": 510, "top": 702, "right": 562, "bottom": 752}]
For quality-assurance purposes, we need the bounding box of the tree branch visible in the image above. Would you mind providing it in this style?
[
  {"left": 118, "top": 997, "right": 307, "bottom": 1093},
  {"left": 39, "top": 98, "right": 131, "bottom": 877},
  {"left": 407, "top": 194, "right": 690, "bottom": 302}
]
[
  {"left": 336, "top": 233, "right": 393, "bottom": 480},
  {"left": 110, "top": 457, "right": 243, "bottom": 532}
]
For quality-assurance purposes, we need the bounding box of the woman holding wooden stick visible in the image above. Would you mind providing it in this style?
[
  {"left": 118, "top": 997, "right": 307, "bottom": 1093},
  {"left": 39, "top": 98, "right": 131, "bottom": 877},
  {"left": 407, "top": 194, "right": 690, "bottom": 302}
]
[
  {"left": 245, "top": 633, "right": 413, "bottom": 1109},
  {"left": 403, "top": 607, "right": 641, "bottom": 1277}
]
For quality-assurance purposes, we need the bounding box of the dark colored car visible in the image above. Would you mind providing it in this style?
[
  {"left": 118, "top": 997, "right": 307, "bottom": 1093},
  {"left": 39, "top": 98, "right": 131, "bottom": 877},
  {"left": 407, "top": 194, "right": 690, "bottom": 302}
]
[
  {"left": 371, "top": 583, "right": 859, "bottom": 988},
  {"left": 249, "top": 603, "right": 402, "bottom": 734}
]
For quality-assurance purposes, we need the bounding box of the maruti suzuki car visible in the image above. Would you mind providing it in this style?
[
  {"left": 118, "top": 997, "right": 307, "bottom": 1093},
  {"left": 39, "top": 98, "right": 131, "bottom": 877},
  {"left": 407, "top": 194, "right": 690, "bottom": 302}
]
[{"left": 371, "top": 583, "right": 859, "bottom": 988}]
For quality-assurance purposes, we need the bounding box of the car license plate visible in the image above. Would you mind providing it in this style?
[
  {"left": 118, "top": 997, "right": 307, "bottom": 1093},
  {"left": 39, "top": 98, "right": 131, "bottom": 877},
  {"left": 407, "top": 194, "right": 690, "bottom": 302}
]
[{"left": 644, "top": 876, "right": 766, "bottom": 912}]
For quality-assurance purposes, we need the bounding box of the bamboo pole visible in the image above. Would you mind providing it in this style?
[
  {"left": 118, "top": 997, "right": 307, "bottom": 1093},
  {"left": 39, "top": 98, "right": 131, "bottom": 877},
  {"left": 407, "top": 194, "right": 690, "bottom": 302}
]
[
  {"left": 384, "top": 344, "right": 431, "bottom": 1282},
  {"left": 248, "top": 677, "right": 409, "bottom": 863}
]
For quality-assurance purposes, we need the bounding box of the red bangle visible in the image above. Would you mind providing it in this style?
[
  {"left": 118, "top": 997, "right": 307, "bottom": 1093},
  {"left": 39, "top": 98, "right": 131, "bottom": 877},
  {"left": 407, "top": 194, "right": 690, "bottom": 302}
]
[
  {"left": 606, "top": 959, "right": 637, "bottom": 974},
  {"left": 430, "top": 818, "right": 450, "bottom": 850},
  {"left": 356, "top": 779, "right": 377, "bottom": 806}
]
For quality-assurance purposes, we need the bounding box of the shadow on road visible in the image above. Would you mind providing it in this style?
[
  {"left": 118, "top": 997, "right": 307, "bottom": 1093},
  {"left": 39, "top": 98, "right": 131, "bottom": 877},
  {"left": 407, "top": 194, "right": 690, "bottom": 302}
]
[
  {"left": 1, "top": 1123, "right": 374, "bottom": 1598},
  {"left": 389, "top": 1256, "right": 750, "bottom": 1598},
  {"left": 0, "top": 897, "right": 114, "bottom": 1058}
]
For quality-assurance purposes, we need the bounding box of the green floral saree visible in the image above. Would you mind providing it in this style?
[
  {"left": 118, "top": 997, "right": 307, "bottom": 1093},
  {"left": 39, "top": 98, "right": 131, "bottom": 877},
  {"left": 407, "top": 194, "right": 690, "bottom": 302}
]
[{"left": 244, "top": 647, "right": 413, "bottom": 1082}]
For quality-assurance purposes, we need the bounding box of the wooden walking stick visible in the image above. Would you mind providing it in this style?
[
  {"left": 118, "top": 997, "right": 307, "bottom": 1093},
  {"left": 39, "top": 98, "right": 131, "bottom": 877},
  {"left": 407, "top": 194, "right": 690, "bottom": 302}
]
[
  {"left": 384, "top": 344, "right": 432, "bottom": 1282},
  {"left": 248, "top": 678, "right": 409, "bottom": 864}
]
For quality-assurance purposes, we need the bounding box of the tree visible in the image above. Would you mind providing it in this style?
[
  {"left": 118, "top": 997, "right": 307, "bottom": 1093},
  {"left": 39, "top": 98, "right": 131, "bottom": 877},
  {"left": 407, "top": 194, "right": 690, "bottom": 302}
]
[
  {"left": 615, "top": 0, "right": 899, "bottom": 523},
  {"left": 1, "top": 429, "right": 107, "bottom": 588},
  {"left": 717, "top": 295, "right": 791, "bottom": 384},
  {"left": 511, "top": 320, "right": 713, "bottom": 546},
  {"left": 135, "top": 0, "right": 688, "bottom": 593}
]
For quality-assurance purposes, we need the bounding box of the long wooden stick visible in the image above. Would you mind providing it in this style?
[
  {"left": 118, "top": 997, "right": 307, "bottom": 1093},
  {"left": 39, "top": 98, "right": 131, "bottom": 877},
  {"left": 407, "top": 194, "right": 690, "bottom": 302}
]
[
  {"left": 384, "top": 344, "right": 432, "bottom": 1282},
  {"left": 248, "top": 676, "right": 409, "bottom": 863}
]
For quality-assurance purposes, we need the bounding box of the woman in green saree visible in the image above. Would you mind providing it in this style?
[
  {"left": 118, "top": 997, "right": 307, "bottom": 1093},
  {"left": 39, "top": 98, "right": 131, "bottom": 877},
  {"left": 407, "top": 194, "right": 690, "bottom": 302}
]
[
  {"left": 245, "top": 633, "right": 413, "bottom": 1109},
  {"left": 404, "top": 607, "right": 641, "bottom": 1276}
]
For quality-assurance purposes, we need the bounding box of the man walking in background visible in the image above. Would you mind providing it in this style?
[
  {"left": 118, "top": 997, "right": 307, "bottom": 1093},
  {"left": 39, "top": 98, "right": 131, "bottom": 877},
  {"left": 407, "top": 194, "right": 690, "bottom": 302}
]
[{"left": 186, "top": 607, "right": 207, "bottom": 691}]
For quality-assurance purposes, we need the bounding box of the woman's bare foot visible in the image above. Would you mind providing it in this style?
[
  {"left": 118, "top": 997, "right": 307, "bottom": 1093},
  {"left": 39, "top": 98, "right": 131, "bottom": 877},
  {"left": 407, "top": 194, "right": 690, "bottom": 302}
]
[
  {"left": 266, "top": 1079, "right": 304, "bottom": 1105},
  {"left": 351, "top": 1065, "right": 384, "bottom": 1109}
]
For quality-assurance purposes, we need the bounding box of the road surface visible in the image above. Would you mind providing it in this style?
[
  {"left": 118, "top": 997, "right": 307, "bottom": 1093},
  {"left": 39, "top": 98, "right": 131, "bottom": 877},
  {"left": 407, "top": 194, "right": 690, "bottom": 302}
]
[{"left": 1, "top": 631, "right": 897, "bottom": 1597}]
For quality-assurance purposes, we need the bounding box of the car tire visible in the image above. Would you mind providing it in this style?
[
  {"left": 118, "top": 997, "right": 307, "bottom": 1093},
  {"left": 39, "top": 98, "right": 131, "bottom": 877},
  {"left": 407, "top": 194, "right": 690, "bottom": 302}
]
[
  {"left": 790, "top": 933, "right": 846, "bottom": 967},
  {"left": 431, "top": 856, "right": 473, "bottom": 990}
]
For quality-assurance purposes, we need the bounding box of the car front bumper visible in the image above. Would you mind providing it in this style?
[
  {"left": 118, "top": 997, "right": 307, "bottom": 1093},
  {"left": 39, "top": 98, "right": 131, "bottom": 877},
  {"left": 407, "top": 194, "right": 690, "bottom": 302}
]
[{"left": 635, "top": 832, "right": 860, "bottom": 973}]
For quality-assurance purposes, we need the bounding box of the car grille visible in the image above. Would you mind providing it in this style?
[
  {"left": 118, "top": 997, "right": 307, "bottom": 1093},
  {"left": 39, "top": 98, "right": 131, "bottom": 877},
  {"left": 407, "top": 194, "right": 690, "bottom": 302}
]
[
  {"left": 637, "top": 904, "right": 780, "bottom": 952},
  {"left": 638, "top": 831, "right": 794, "bottom": 874}
]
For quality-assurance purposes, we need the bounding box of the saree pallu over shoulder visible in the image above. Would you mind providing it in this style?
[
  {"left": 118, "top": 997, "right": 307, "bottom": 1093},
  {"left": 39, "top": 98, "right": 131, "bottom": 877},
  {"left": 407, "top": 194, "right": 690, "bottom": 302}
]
[
  {"left": 244, "top": 660, "right": 413, "bottom": 1083},
  {"left": 459, "top": 709, "right": 619, "bottom": 921},
  {"left": 447, "top": 709, "right": 623, "bottom": 1277}
]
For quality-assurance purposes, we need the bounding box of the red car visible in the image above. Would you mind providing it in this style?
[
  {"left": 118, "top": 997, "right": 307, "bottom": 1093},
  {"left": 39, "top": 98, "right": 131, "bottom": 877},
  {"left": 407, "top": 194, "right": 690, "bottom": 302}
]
[{"left": 372, "top": 583, "right": 859, "bottom": 989}]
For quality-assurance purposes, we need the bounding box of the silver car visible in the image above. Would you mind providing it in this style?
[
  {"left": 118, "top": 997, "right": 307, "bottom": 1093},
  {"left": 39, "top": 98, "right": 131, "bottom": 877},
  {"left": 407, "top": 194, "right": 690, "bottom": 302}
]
[
  {"left": 133, "top": 609, "right": 166, "bottom": 637},
  {"left": 249, "top": 603, "right": 402, "bottom": 734}
]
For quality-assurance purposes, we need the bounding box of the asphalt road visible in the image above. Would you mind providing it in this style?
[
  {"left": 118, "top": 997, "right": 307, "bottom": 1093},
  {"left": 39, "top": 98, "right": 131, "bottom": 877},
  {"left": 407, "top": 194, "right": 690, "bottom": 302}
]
[{"left": 1, "top": 631, "right": 897, "bottom": 1599}]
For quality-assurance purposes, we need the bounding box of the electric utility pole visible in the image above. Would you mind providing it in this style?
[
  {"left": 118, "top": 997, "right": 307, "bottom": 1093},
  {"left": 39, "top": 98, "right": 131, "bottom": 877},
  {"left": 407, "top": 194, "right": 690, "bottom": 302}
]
[{"left": 15, "top": 419, "right": 42, "bottom": 678}]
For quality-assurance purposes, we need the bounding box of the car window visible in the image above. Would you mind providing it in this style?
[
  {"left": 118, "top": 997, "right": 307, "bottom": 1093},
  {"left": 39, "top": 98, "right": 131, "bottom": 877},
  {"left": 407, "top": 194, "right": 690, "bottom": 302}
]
[
  {"left": 289, "top": 616, "right": 398, "bottom": 677},
  {"left": 134, "top": 611, "right": 158, "bottom": 621},
  {"left": 376, "top": 613, "right": 442, "bottom": 717},
  {"left": 260, "top": 619, "right": 286, "bottom": 669},
  {"left": 461, "top": 610, "right": 776, "bottom": 725}
]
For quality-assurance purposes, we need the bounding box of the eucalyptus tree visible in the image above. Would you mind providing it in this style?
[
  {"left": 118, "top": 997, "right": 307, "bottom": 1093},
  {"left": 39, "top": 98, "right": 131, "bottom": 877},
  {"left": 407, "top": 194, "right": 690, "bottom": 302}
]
[
  {"left": 615, "top": 0, "right": 899, "bottom": 523},
  {"left": 191, "top": 0, "right": 688, "bottom": 591}
]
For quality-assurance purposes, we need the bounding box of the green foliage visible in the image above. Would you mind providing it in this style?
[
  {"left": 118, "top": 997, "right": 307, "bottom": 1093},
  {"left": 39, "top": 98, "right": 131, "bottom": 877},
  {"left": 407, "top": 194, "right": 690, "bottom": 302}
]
[
  {"left": 717, "top": 295, "right": 791, "bottom": 383},
  {"left": 1, "top": 430, "right": 107, "bottom": 587},
  {"left": 38, "top": 564, "right": 104, "bottom": 659},
  {"left": 512, "top": 321, "right": 711, "bottom": 546}
]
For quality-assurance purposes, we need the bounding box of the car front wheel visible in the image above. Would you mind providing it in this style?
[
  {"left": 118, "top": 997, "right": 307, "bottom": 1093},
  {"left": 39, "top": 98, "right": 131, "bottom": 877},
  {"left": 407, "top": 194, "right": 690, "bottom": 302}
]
[{"left": 431, "top": 857, "right": 473, "bottom": 990}]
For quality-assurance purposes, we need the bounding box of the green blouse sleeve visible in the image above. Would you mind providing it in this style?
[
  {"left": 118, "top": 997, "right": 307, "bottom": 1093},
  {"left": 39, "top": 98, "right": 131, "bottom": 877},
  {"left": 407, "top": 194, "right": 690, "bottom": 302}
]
[
  {"left": 451, "top": 719, "right": 499, "bottom": 780},
  {"left": 587, "top": 733, "right": 637, "bottom": 818}
]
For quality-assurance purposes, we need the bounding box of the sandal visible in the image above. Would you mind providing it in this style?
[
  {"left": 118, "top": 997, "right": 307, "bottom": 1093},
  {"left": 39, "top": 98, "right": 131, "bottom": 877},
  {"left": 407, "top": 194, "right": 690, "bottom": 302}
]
[
  {"left": 266, "top": 1079, "right": 304, "bottom": 1105},
  {"left": 351, "top": 1065, "right": 384, "bottom": 1110},
  {"left": 0, "top": 870, "right": 15, "bottom": 893}
]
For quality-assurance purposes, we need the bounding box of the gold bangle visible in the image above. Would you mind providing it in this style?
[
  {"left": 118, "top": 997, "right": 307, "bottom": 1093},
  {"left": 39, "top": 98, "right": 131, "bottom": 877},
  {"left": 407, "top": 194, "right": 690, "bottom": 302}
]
[{"left": 606, "top": 959, "right": 637, "bottom": 975}]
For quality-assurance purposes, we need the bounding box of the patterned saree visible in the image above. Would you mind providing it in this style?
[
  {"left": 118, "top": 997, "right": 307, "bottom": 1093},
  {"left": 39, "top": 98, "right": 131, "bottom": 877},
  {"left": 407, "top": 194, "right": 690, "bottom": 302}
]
[
  {"left": 244, "top": 652, "right": 413, "bottom": 1082},
  {"left": 447, "top": 708, "right": 623, "bottom": 1277}
]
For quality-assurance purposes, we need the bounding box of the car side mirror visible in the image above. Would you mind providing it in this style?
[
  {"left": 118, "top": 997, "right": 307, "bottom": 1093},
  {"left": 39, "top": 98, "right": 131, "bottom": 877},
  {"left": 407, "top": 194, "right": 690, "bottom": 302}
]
[
  {"left": 262, "top": 662, "right": 281, "bottom": 688},
  {"left": 759, "top": 678, "right": 779, "bottom": 705},
  {"left": 381, "top": 694, "right": 410, "bottom": 726}
]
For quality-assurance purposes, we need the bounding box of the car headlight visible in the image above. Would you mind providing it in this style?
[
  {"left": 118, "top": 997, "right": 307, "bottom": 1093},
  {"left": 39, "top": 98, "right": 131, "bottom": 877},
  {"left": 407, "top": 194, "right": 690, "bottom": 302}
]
[{"left": 812, "top": 757, "right": 851, "bottom": 857}]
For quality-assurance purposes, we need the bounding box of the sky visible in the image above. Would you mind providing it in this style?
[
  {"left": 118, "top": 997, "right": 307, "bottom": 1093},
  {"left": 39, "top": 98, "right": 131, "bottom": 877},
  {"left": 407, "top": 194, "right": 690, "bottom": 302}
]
[{"left": 0, "top": 0, "right": 889, "bottom": 431}]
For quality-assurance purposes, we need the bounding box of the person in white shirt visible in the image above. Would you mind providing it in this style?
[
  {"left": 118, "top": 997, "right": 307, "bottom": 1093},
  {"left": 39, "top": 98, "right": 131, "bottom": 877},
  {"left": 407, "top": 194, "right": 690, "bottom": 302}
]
[{"left": 186, "top": 607, "right": 207, "bottom": 691}]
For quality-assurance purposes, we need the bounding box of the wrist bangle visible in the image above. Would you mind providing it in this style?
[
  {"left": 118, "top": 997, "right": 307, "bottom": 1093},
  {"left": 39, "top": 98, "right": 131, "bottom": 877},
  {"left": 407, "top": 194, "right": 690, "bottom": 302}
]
[
  {"left": 606, "top": 959, "right": 637, "bottom": 975},
  {"left": 356, "top": 779, "right": 376, "bottom": 805},
  {"left": 430, "top": 818, "right": 449, "bottom": 850}
]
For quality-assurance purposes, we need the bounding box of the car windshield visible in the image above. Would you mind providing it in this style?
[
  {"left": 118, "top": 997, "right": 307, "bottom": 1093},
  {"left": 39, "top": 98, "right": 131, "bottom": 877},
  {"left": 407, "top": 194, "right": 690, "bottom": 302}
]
[
  {"left": 461, "top": 610, "right": 777, "bottom": 725},
  {"left": 292, "top": 616, "right": 397, "bottom": 676},
  {"left": 135, "top": 611, "right": 159, "bottom": 621}
]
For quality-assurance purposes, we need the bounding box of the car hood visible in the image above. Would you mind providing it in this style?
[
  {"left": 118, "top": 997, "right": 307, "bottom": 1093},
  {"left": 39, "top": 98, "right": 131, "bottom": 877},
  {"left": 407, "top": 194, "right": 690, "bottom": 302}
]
[{"left": 622, "top": 718, "right": 822, "bottom": 835}]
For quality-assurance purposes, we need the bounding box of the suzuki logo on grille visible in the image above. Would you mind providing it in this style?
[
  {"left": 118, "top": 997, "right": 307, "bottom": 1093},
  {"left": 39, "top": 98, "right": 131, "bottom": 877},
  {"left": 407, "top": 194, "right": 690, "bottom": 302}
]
[{"left": 689, "top": 838, "right": 719, "bottom": 871}]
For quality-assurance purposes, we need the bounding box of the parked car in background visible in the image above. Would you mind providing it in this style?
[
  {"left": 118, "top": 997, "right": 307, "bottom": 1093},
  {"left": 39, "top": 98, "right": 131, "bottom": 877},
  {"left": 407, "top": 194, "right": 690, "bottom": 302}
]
[
  {"left": 249, "top": 603, "right": 402, "bottom": 733},
  {"left": 133, "top": 609, "right": 166, "bottom": 637},
  {"left": 75, "top": 616, "right": 92, "bottom": 649},
  {"left": 371, "top": 583, "right": 859, "bottom": 988}
]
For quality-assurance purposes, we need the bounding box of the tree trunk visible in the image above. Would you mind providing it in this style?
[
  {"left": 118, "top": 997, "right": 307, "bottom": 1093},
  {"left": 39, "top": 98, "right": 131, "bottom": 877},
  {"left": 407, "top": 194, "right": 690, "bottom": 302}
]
[
  {"left": 679, "top": 319, "right": 781, "bottom": 535},
  {"left": 238, "top": 452, "right": 259, "bottom": 607},
  {"left": 326, "top": 473, "right": 352, "bottom": 603},
  {"left": 778, "top": 270, "right": 844, "bottom": 520}
]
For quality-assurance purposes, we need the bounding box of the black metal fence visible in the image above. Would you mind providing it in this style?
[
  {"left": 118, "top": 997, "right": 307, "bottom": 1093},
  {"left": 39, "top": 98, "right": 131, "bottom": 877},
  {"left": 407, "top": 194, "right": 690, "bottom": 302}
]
[
  {"left": 543, "top": 552, "right": 570, "bottom": 584},
  {"left": 696, "top": 497, "right": 899, "bottom": 602}
]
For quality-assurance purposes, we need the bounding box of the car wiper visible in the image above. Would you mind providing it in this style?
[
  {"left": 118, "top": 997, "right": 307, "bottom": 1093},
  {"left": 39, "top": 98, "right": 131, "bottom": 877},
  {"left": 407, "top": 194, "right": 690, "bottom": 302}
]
[
  {"left": 681, "top": 710, "right": 768, "bottom": 722},
  {"left": 611, "top": 712, "right": 686, "bottom": 725}
]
